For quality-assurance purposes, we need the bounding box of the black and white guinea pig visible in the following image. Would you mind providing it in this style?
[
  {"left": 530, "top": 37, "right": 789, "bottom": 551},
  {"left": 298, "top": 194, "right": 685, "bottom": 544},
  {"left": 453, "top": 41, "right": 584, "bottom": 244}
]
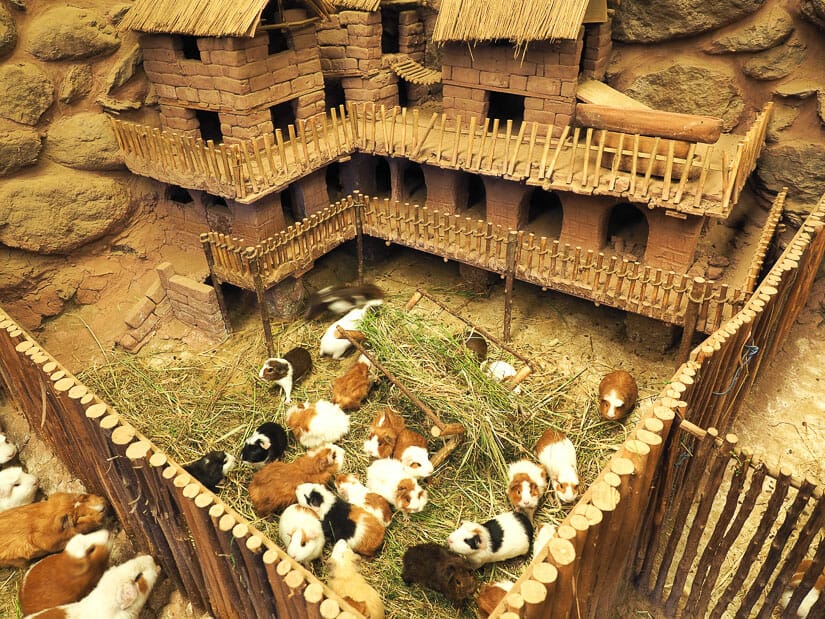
[
  {"left": 241, "top": 422, "right": 288, "bottom": 469},
  {"left": 183, "top": 451, "right": 235, "bottom": 493},
  {"left": 259, "top": 347, "right": 313, "bottom": 403},
  {"left": 446, "top": 511, "right": 533, "bottom": 568},
  {"left": 304, "top": 283, "right": 385, "bottom": 320}
]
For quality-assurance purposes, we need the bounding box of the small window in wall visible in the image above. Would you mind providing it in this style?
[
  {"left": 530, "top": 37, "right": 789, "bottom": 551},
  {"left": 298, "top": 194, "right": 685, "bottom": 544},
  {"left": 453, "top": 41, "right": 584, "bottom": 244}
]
[
  {"left": 381, "top": 7, "right": 400, "bottom": 54},
  {"left": 324, "top": 79, "right": 346, "bottom": 112},
  {"left": 466, "top": 173, "right": 486, "bottom": 220},
  {"left": 403, "top": 162, "right": 426, "bottom": 205},
  {"left": 487, "top": 91, "right": 525, "bottom": 124},
  {"left": 280, "top": 185, "right": 303, "bottom": 225},
  {"left": 606, "top": 202, "right": 649, "bottom": 260},
  {"left": 179, "top": 35, "right": 201, "bottom": 60},
  {"left": 260, "top": 0, "right": 280, "bottom": 24},
  {"left": 268, "top": 29, "right": 291, "bottom": 55},
  {"left": 204, "top": 194, "right": 231, "bottom": 234},
  {"left": 375, "top": 157, "right": 392, "bottom": 198},
  {"left": 326, "top": 162, "right": 344, "bottom": 203},
  {"left": 167, "top": 185, "right": 194, "bottom": 204},
  {"left": 195, "top": 109, "right": 223, "bottom": 143},
  {"left": 398, "top": 79, "right": 409, "bottom": 108},
  {"left": 525, "top": 188, "right": 562, "bottom": 237},
  {"left": 270, "top": 99, "right": 297, "bottom": 138}
]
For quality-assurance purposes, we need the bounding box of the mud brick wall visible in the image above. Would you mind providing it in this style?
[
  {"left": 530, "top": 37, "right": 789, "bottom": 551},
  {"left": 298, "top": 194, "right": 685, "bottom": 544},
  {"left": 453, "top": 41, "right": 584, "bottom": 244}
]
[
  {"left": 318, "top": 10, "right": 382, "bottom": 76},
  {"left": 342, "top": 70, "right": 399, "bottom": 107},
  {"left": 316, "top": 14, "right": 358, "bottom": 75},
  {"left": 421, "top": 165, "right": 466, "bottom": 214},
  {"left": 484, "top": 176, "right": 532, "bottom": 229},
  {"left": 441, "top": 31, "right": 584, "bottom": 131},
  {"left": 141, "top": 17, "right": 325, "bottom": 143},
  {"left": 581, "top": 17, "right": 612, "bottom": 81}
]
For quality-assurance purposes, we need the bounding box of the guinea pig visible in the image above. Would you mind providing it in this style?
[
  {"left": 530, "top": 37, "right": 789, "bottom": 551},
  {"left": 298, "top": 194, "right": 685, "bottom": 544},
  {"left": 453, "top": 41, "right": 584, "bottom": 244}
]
[
  {"left": 393, "top": 428, "right": 432, "bottom": 479},
  {"left": 248, "top": 444, "right": 345, "bottom": 516},
  {"left": 366, "top": 458, "right": 428, "bottom": 515},
  {"left": 0, "top": 432, "right": 18, "bottom": 465},
  {"left": 326, "top": 539, "right": 385, "bottom": 619},
  {"left": 535, "top": 428, "right": 580, "bottom": 504},
  {"left": 335, "top": 473, "right": 393, "bottom": 527},
  {"left": 598, "top": 370, "right": 638, "bottom": 421},
  {"left": 781, "top": 558, "right": 825, "bottom": 617},
  {"left": 320, "top": 304, "right": 380, "bottom": 359},
  {"left": 0, "top": 492, "right": 108, "bottom": 568},
  {"left": 402, "top": 542, "right": 478, "bottom": 602},
  {"left": 506, "top": 459, "right": 547, "bottom": 520},
  {"left": 240, "top": 422, "right": 288, "bottom": 469},
  {"left": 363, "top": 407, "right": 406, "bottom": 459},
  {"left": 477, "top": 581, "right": 514, "bottom": 617},
  {"left": 278, "top": 504, "right": 325, "bottom": 565},
  {"left": 26, "top": 554, "right": 159, "bottom": 619},
  {"left": 285, "top": 399, "right": 350, "bottom": 448},
  {"left": 296, "top": 483, "right": 385, "bottom": 557},
  {"left": 259, "top": 347, "right": 313, "bottom": 404},
  {"left": 532, "top": 522, "right": 557, "bottom": 560},
  {"left": 0, "top": 466, "right": 38, "bottom": 512},
  {"left": 19, "top": 529, "right": 113, "bottom": 615},
  {"left": 446, "top": 511, "right": 533, "bottom": 569},
  {"left": 305, "top": 283, "right": 385, "bottom": 320},
  {"left": 481, "top": 360, "right": 522, "bottom": 394},
  {"left": 462, "top": 329, "right": 488, "bottom": 363},
  {"left": 183, "top": 450, "right": 235, "bottom": 493},
  {"left": 332, "top": 354, "right": 374, "bottom": 411}
]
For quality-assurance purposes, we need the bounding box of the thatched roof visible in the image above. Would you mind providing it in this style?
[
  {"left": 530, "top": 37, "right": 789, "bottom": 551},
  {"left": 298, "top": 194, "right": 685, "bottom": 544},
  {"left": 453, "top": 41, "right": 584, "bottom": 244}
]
[
  {"left": 329, "top": 0, "right": 381, "bottom": 11},
  {"left": 432, "top": 0, "right": 591, "bottom": 45},
  {"left": 120, "top": 0, "right": 333, "bottom": 38}
]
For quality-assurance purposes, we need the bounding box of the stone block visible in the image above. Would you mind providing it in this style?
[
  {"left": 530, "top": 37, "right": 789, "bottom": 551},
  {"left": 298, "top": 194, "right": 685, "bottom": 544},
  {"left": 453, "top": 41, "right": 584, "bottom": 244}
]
[
  {"left": 479, "top": 71, "right": 510, "bottom": 89},
  {"left": 124, "top": 296, "right": 156, "bottom": 329},
  {"left": 452, "top": 67, "right": 480, "bottom": 84},
  {"left": 154, "top": 297, "right": 174, "bottom": 318},
  {"left": 527, "top": 76, "right": 562, "bottom": 96},
  {"left": 146, "top": 279, "right": 166, "bottom": 304},
  {"left": 129, "top": 314, "right": 159, "bottom": 341},
  {"left": 167, "top": 287, "right": 190, "bottom": 307},
  {"left": 198, "top": 89, "right": 221, "bottom": 106},
  {"left": 169, "top": 274, "right": 216, "bottom": 305},
  {"left": 318, "top": 28, "right": 348, "bottom": 46},
  {"left": 156, "top": 264, "right": 178, "bottom": 286}
]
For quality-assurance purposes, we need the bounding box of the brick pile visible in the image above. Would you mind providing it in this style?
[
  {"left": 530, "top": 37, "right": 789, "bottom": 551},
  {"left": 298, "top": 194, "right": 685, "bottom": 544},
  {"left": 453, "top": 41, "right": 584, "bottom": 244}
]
[
  {"left": 119, "top": 263, "right": 226, "bottom": 353},
  {"left": 581, "top": 18, "right": 613, "bottom": 81}
]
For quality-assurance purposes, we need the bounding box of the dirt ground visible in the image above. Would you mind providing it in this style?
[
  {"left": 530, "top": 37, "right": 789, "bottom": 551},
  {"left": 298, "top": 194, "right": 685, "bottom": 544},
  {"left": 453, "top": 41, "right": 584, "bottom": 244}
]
[{"left": 1, "top": 199, "right": 823, "bottom": 617}]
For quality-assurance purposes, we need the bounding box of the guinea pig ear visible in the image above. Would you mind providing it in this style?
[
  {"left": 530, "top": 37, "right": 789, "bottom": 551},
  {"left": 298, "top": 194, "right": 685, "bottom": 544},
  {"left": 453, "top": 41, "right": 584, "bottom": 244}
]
[
  {"left": 117, "top": 581, "right": 139, "bottom": 610},
  {"left": 259, "top": 436, "right": 271, "bottom": 450}
]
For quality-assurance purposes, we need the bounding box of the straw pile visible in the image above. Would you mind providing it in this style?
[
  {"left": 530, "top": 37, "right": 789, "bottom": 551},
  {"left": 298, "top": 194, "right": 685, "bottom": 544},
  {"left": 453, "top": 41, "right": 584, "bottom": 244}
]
[{"left": 80, "top": 300, "right": 627, "bottom": 619}]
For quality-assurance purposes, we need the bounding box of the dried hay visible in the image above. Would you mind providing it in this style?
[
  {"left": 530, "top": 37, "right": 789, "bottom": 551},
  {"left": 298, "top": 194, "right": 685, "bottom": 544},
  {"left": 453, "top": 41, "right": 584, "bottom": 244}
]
[{"left": 79, "top": 297, "right": 628, "bottom": 619}]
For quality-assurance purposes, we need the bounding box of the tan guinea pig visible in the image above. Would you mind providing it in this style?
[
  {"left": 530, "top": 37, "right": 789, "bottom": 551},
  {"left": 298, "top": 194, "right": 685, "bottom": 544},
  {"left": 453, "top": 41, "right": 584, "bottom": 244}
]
[{"left": 598, "top": 370, "right": 638, "bottom": 421}]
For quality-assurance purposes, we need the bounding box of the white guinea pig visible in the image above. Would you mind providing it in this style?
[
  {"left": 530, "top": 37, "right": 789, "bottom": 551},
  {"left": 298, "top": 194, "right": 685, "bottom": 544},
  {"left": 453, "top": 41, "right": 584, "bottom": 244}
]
[
  {"left": 278, "top": 504, "right": 325, "bottom": 564},
  {"left": 0, "top": 433, "right": 17, "bottom": 465},
  {"left": 0, "top": 466, "right": 38, "bottom": 512}
]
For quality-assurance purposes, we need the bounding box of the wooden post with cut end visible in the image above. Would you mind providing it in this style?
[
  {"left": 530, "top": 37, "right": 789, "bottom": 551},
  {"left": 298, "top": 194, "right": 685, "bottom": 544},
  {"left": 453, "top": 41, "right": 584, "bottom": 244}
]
[
  {"left": 503, "top": 230, "right": 520, "bottom": 342},
  {"left": 248, "top": 247, "right": 274, "bottom": 357},
  {"left": 200, "top": 233, "right": 232, "bottom": 335}
]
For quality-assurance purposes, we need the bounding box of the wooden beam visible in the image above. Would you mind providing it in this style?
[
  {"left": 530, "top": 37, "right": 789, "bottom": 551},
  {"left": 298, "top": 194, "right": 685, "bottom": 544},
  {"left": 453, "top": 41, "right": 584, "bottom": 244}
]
[{"left": 575, "top": 104, "right": 723, "bottom": 144}]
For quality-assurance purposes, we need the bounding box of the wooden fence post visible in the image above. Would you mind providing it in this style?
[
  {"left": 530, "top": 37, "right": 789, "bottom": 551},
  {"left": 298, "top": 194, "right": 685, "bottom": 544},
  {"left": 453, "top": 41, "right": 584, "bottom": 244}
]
[
  {"left": 200, "top": 233, "right": 232, "bottom": 335},
  {"left": 676, "top": 277, "right": 707, "bottom": 364},
  {"left": 503, "top": 230, "right": 520, "bottom": 342},
  {"left": 248, "top": 247, "right": 275, "bottom": 357},
  {"left": 353, "top": 191, "right": 365, "bottom": 285}
]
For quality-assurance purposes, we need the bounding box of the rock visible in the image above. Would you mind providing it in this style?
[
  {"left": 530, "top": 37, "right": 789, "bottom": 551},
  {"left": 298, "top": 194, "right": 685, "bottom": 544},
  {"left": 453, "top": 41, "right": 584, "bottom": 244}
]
[
  {"left": 704, "top": 7, "right": 793, "bottom": 54},
  {"left": 742, "top": 35, "right": 807, "bottom": 81},
  {"left": 104, "top": 43, "right": 142, "bottom": 92},
  {"left": 45, "top": 113, "right": 123, "bottom": 170},
  {"left": 774, "top": 79, "right": 821, "bottom": 99},
  {"left": 0, "top": 5, "right": 17, "bottom": 58},
  {"left": 708, "top": 255, "right": 731, "bottom": 268},
  {"left": 96, "top": 93, "right": 143, "bottom": 112},
  {"left": 0, "top": 170, "right": 133, "bottom": 254},
  {"left": 613, "top": 0, "right": 765, "bottom": 43},
  {"left": 705, "top": 265, "right": 725, "bottom": 280},
  {"left": 819, "top": 92, "right": 825, "bottom": 126},
  {"left": 801, "top": 0, "right": 825, "bottom": 30},
  {"left": 757, "top": 140, "right": 825, "bottom": 204},
  {"left": 58, "top": 65, "right": 94, "bottom": 104},
  {"left": 0, "top": 123, "right": 41, "bottom": 176},
  {"left": 106, "top": 4, "right": 132, "bottom": 26},
  {"left": 27, "top": 6, "right": 120, "bottom": 61},
  {"left": 623, "top": 64, "right": 744, "bottom": 131},
  {"left": 7, "top": 0, "right": 26, "bottom": 11},
  {"left": 766, "top": 104, "right": 801, "bottom": 143},
  {"left": 0, "top": 62, "right": 53, "bottom": 125}
]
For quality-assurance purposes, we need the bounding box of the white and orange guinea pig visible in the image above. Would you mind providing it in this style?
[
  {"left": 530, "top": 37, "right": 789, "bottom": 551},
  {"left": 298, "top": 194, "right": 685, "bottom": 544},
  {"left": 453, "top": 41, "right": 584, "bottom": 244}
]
[
  {"left": 506, "top": 459, "right": 547, "bottom": 519},
  {"left": 286, "top": 399, "right": 350, "bottom": 448},
  {"left": 335, "top": 473, "right": 392, "bottom": 528},
  {"left": 365, "top": 458, "right": 428, "bottom": 515},
  {"left": 598, "top": 370, "right": 638, "bottom": 421},
  {"left": 278, "top": 504, "right": 324, "bottom": 564},
  {"left": 363, "top": 408, "right": 406, "bottom": 459},
  {"left": 535, "top": 429, "right": 579, "bottom": 504}
]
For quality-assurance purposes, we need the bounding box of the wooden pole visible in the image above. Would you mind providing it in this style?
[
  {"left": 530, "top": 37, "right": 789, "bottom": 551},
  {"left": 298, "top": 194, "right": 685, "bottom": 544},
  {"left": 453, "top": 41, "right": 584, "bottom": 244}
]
[
  {"left": 353, "top": 192, "right": 364, "bottom": 285},
  {"left": 199, "top": 233, "right": 233, "bottom": 334},
  {"left": 248, "top": 247, "right": 274, "bottom": 357},
  {"left": 503, "top": 230, "right": 519, "bottom": 342},
  {"left": 676, "top": 277, "right": 707, "bottom": 365}
]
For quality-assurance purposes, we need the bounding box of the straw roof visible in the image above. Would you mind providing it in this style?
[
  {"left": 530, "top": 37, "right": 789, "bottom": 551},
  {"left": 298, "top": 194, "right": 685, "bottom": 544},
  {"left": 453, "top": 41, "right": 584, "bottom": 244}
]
[
  {"left": 120, "top": 0, "right": 333, "bottom": 38},
  {"left": 329, "top": 0, "right": 381, "bottom": 11},
  {"left": 432, "top": 0, "right": 591, "bottom": 45}
]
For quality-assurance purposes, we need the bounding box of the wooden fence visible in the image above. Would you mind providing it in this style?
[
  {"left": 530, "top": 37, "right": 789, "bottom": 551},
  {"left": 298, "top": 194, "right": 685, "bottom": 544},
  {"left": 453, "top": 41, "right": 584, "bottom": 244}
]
[
  {"left": 744, "top": 187, "right": 786, "bottom": 294},
  {"left": 112, "top": 102, "right": 772, "bottom": 216},
  {"left": 0, "top": 313, "right": 363, "bottom": 619},
  {"left": 484, "top": 193, "right": 825, "bottom": 618}
]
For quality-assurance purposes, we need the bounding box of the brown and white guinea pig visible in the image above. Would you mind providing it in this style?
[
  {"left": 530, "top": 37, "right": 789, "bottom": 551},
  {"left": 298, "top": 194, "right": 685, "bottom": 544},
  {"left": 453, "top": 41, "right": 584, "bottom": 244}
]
[
  {"left": 240, "top": 422, "right": 288, "bottom": 469},
  {"left": 781, "top": 558, "right": 825, "bottom": 617},
  {"left": 335, "top": 473, "right": 393, "bottom": 528},
  {"left": 248, "top": 444, "right": 345, "bottom": 517},
  {"left": 506, "top": 459, "right": 547, "bottom": 520},
  {"left": 401, "top": 542, "right": 479, "bottom": 602},
  {"left": 320, "top": 306, "right": 377, "bottom": 359},
  {"left": 258, "top": 347, "right": 313, "bottom": 404},
  {"left": 481, "top": 360, "right": 522, "bottom": 394},
  {"left": 278, "top": 504, "right": 325, "bottom": 565},
  {"left": 326, "top": 539, "right": 385, "bottom": 619},
  {"left": 0, "top": 492, "right": 108, "bottom": 569},
  {"left": 183, "top": 450, "right": 235, "bottom": 493},
  {"left": 476, "top": 581, "right": 514, "bottom": 618},
  {"left": 446, "top": 511, "right": 533, "bottom": 569},
  {"left": 0, "top": 466, "right": 38, "bottom": 512},
  {"left": 598, "top": 370, "right": 638, "bottom": 421},
  {"left": 19, "top": 529, "right": 113, "bottom": 616},
  {"left": 305, "top": 283, "right": 385, "bottom": 320},
  {"left": 366, "top": 458, "right": 428, "bottom": 515},
  {"left": 392, "top": 428, "right": 433, "bottom": 479},
  {"left": 535, "top": 428, "right": 580, "bottom": 504},
  {"left": 26, "top": 554, "right": 159, "bottom": 619},
  {"left": 296, "top": 483, "right": 385, "bottom": 557},
  {"left": 363, "top": 407, "right": 406, "bottom": 459},
  {"left": 332, "top": 354, "right": 374, "bottom": 411},
  {"left": 462, "top": 328, "right": 488, "bottom": 363},
  {"left": 286, "top": 399, "right": 350, "bottom": 448},
  {"left": 0, "top": 432, "right": 18, "bottom": 465}
]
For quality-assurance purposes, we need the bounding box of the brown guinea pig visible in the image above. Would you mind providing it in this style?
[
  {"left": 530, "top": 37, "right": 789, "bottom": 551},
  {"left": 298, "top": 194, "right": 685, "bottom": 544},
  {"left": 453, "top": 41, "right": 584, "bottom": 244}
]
[
  {"left": 463, "top": 329, "right": 488, "bottom": 363},
  {"left": 598, "top": 370, "right": 638, "bottom": 421},
  {"left": 477, "top": 581, "right": 514, "bottom": 617},
  {"left": 402, "top": 542, "right": 478, "bottom": 602}
]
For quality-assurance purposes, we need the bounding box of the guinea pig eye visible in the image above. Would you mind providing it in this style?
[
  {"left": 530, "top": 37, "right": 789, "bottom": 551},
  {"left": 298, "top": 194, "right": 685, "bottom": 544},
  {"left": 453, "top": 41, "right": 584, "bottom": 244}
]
[
  {"left": 86, "top": 546, "right": 95, "bottom": 556},
  {"left": 134, "top": 573, "right": 143, "bottom": 583}
]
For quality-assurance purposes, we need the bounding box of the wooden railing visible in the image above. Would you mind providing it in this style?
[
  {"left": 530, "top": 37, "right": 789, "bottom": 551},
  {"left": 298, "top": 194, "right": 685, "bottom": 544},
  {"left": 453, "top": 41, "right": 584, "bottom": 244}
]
[
  {"left": 744, "top": 187, "right": 786, "bottom": 293},
  {"left": 112, "top": 103, "right": 772, "bottom": 216}
]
